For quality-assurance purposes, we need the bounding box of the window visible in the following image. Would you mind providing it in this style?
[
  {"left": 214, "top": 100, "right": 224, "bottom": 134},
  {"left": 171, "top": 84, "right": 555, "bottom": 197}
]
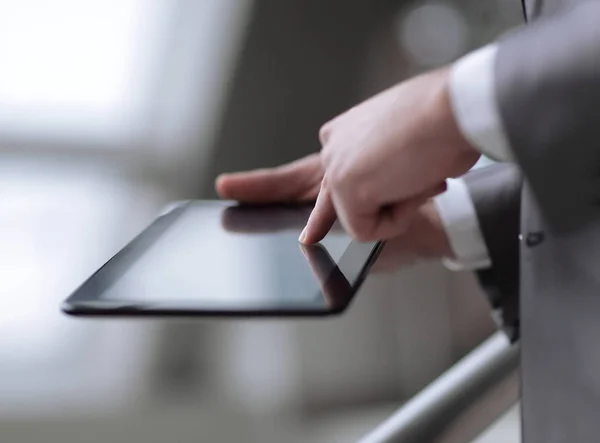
[
  {"left": 0, "top": 0, "right": 166, "bottom": 144},
  {"left": 0, "top": 0, "right": 252, "bottom": 412}
]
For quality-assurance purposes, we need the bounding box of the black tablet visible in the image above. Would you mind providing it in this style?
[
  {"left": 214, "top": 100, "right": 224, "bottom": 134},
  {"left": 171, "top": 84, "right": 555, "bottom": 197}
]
[{"left": 62, "top": 201, "right": 383, "bottom": 317}]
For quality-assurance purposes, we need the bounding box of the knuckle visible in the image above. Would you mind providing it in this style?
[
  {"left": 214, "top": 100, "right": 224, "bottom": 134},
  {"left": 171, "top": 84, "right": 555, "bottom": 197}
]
[{"left": 319, "top": 122, "right": 332, "bottom": 145}]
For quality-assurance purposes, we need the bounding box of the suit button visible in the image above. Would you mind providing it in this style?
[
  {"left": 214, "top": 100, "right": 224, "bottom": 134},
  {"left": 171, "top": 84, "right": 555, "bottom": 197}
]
[{"left": 525, "top": 231, "right": 545, "bottom": 247}]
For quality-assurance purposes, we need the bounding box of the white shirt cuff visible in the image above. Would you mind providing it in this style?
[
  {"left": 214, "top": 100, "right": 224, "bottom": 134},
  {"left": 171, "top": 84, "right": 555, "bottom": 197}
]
[
  {"left": 449, "top": 44, "right": 514, "bottom": 162},
  {"left": 434, "top": 178, "right": 491, "bottom": 271}
]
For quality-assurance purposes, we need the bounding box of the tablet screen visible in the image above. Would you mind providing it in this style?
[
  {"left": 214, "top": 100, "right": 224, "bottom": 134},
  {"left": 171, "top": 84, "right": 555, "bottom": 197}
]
[{"left": 63, "top": 201, "right": 381, "bottom": 316}]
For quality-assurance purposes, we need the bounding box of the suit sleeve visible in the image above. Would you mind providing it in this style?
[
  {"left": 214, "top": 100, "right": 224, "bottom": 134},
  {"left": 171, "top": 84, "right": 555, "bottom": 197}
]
[
  {"left": 463, "top": 163, "right": 523, "bottom": 342},
  {"left": 494, "top": 1, "right": 600, "bottom": 233}
]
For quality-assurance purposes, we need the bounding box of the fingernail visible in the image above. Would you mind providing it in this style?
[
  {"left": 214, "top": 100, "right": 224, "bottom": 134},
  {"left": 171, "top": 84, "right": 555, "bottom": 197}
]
[
  {"left": 299, "top": 227, "right": 307, "bottom": 243},
  {"left": 215, "top": 174, "right": 227, "bottom": 188}
]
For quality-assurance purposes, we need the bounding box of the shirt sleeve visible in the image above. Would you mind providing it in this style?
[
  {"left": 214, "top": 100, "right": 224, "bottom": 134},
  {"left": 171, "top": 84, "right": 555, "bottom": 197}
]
[
  {"left": 435, "top": 43, "right": 521, "bottom": 271},
  {"left": 449, "top": 44, "right": 514, "bottom": 162},
  {"left": 433, "top": 178, "right": 492, "bottom": 271}
]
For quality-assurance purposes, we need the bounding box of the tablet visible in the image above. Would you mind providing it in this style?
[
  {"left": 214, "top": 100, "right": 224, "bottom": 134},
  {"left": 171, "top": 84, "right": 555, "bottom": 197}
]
[{"left": 62, "top": 201, "right": 383, "bottom": 317}]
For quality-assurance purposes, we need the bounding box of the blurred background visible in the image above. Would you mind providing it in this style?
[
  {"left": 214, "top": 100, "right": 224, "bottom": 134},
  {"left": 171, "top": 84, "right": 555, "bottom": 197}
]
[{"left": 0, "top": 0, "right": 522, "bottom": 442}]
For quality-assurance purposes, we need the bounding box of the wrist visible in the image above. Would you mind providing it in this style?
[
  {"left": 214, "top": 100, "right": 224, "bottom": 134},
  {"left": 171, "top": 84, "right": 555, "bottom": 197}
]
[{"left": 432, "top": 67, "right": 481, "bottom": 175}]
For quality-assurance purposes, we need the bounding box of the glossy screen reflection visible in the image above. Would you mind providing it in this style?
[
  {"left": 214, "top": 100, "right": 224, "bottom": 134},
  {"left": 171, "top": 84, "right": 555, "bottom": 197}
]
[{"left": 63, "top": 202, "right": 381, "bottom": 316}]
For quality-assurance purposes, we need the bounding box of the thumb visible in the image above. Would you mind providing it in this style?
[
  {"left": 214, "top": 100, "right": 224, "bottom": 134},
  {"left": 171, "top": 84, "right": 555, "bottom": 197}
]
[{"left": 299, "top": 178, "right": 337, "bottom": 244}]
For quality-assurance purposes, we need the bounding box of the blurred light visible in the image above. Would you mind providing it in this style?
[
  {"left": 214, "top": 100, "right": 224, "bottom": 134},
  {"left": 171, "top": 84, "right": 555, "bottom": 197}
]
[
  {"left": 221, "top": 323, "right": 299, "bottom": 414},
  {"left": 0, "top": 164, "right": 124, "bottom": 363},
  {"left": 0, "top": 0, "right": 166, "bottom": 141},
  {"left": 397, "top": 3, "right": 468, "bottom": 68}
]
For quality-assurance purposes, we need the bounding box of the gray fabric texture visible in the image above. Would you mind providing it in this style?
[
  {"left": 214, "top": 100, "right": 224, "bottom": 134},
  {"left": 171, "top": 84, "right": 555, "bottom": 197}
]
[{"left": 467, "top": 1, "right": 600, "bottom": 441}]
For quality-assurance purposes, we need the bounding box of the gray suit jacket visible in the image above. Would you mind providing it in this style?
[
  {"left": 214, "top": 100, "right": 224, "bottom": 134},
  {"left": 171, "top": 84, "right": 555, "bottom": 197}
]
[{"left": 464, "top": 1, "right": 600, "bottom": 441}]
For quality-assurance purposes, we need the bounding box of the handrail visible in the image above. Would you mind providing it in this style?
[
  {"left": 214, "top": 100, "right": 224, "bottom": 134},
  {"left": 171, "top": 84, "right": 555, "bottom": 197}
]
[{"left": 358, "top": 331, "right": 519, "bottom": 443}]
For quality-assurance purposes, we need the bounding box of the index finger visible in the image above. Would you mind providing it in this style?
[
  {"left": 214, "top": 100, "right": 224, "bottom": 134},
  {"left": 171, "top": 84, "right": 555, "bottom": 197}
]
[{"left": 299, "top": 178, "right": 337, "bottom": 244}]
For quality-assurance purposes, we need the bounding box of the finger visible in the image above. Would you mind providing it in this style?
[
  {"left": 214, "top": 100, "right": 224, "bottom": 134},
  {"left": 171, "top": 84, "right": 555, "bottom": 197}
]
[
  {"left": 299, "top": 179, "right": 337, "bottom": 244},
  {"left": 215, "top": 155, "right": 321, "bottom": 203}
]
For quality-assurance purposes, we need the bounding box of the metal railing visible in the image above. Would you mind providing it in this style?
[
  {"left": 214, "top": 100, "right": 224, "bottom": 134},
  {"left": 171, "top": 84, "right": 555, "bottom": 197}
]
[{"left": 359, "top": 331, "right": 520, "bottom": 443}]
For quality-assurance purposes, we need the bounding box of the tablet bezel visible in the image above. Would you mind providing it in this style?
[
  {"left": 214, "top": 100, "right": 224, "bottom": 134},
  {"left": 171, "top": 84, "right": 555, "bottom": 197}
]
[{"left": 61, "top": 201, "right": 384, "bottom": 317}]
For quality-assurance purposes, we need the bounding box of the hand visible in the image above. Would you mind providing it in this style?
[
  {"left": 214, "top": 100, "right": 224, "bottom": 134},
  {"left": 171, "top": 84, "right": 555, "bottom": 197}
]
[
  {"left": 218, "top": 191, "right": 454, "bottom": 274},
  {"left": 371, "top": 200, "right": 453, "bottom": 273},
  {"left": 301, "top": 67, "right": 480, "bottom": 244}
]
